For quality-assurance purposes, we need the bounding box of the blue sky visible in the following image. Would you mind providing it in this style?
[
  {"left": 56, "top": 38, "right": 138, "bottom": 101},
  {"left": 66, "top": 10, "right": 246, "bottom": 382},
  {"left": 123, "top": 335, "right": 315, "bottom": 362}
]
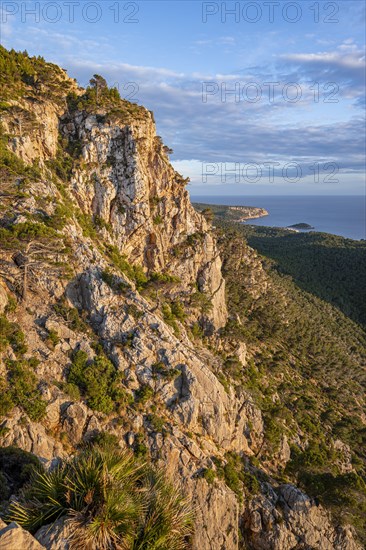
[{"left": 1, "top": 0, "right": 365, "bottom": 195}]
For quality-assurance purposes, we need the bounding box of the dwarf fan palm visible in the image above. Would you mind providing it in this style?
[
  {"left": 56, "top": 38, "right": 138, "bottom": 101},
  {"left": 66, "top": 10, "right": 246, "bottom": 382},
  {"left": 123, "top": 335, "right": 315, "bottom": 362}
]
[{"left": 8, "top": 445, "right": 194, "bottom": 549}]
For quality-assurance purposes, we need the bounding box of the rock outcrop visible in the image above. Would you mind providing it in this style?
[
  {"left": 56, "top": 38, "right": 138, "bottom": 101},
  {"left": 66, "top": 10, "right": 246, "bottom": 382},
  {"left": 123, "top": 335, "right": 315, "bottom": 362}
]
[
  {"left": 244, "top": 484, "right": 360, "bottom": 550},
  {"left": 0, "top": 49, "right": 362, "bottom": 550},
  {"left": 0, "top": 520, "right": 45, "bottom": 550}
]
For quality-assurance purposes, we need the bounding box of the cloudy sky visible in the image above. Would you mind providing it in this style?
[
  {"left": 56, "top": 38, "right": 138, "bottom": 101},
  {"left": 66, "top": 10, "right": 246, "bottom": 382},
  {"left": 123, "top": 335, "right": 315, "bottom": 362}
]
[{"left": 1, "top": 0, "right": 365, "bottom": 195}]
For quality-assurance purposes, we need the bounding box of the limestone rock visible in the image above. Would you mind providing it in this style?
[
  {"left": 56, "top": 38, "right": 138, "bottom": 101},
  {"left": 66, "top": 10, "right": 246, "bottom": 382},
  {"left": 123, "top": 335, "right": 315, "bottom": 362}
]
[
  {"left": 243, "top": 483, "right": 362, "bottom": 550},
  {"left": 0, "top": 283, "right": 9, "bottom": 313},
  {"left": 62, "top": 402, "right": 89, "bottom": 444},
  {"left": 0, "top": 409, "right": 64, "bottom": 461},
  {"left": 0, "top": 522, "right": 45, "bottom": 550},
  {"left": 35, "top": 518, "right": 71, "bottom": 550},
  {"left": 191, "top": 480, "right": 239, "bottom": 550}
]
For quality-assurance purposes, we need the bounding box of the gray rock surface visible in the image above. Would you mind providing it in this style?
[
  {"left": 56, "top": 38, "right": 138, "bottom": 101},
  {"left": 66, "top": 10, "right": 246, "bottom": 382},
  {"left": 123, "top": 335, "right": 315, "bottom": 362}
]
[{"left": 0, "top": 522, "right": 45, "bottom": 550}]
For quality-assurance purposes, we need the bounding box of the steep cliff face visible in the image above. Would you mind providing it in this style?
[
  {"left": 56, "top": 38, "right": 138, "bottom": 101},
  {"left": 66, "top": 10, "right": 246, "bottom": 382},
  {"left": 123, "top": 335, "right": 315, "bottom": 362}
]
[
  {"left": 60, "top": 108, "right": 227, "bottom": 329},
  {"left": 0, "top": 49, "right": 362, "bottom": 550}
]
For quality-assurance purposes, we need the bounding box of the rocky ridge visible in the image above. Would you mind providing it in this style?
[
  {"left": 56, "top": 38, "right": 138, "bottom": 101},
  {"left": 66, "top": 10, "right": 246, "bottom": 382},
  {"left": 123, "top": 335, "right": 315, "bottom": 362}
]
[{"left": 0, "top": 49, "right": 362, "bottom": 549}]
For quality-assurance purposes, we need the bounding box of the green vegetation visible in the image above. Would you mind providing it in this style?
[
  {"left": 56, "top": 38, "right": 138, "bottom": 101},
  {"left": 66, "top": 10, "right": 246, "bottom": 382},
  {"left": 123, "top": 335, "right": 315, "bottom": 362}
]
[
  {"left": 8, "top": 445, "right": 193, "bottom": 549},
  {"left": 146, "top": 413, "right": 165, "bottom": 433},
  {"left": 151, "top": 361, "right": 179, "bottom": 381},
  {"left": 67, "top": 350, "right": 132, "bottom": 414},
  {"left": 239, "top": 225, "right": 366, "bottom": 327},
  {"left": 286, "top": 444, "right": 366, "bottom": 532},
  {"left": 134, "top": 384, "right": 154, "bottom": 405},
  {"left": 193, "top": 202, "right": 266, "bottom": 223},
  {"left": 0, "top": 125, "right": 41, "bottom": 181},
  {"left": 0, "top": 315, "right": 27, "bottom": 355},
  {"left": 66, "top": 74, "right": 147, "bottom": 123},
  {"left": 202, "top": 468, "right": 216, "bottom": 484},
  {"left": 104, "top": 245, "right": 148, "bottom": 291},
  {"left": 133, "top": 433, "right": 149, "bottom": 458},
  {"left": 171, "top": 232, "right": 205, "bottom": 258},
  {"left": 52, "top": 298, "right": 89, "bottom": 333},
  {"left": 46, "top": 328, "right": 59, "bottom": 348},
  {"left": 0, "top": 46, "right": 73, "bottom": 102},
  {"left": 210, "top": 453, "right": 260, "bottom": 502},
  {"left": 214, "top": 220, "right": 366, "bottom": 539},
  {"left": 0, "top": 358, "right": 46, "bottom": 421}
]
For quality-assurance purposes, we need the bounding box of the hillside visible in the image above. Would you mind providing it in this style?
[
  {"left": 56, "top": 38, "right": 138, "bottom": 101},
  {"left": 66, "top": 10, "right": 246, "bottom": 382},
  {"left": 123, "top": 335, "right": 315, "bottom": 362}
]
[
  {"left": 238, "top": 225, "right": 366, "bottom": 328},
  {"left": 193, "top": 202, "right": 268, "bottom": 223},
  {"left": 0, "top": 47, "right": 365, "bottom": 550}
]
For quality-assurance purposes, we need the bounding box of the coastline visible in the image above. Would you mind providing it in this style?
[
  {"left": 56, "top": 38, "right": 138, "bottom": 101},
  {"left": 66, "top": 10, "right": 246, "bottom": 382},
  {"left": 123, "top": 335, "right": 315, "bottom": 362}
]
[
  {"left": 227, "top": 205, "right": 269, "bottom": 222},
  {"left": 191, "top": 196, "right": 365, "bottom": 240},
  {"left": 192, "top": 202, "right": 269, "bottom": 223}
]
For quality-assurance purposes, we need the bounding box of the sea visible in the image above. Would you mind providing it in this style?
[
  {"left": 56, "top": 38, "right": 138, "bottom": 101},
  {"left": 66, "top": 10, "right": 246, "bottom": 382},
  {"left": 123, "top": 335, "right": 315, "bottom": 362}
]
[{"left": 190, "top": 195, "right": 366, "bottom": 241}]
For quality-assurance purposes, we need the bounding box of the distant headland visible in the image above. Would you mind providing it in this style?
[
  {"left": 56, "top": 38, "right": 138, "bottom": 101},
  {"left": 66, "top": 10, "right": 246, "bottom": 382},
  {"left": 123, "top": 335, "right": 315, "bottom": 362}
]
[{"left": 193, "top": 202, "right": 268, "bottom": 223}]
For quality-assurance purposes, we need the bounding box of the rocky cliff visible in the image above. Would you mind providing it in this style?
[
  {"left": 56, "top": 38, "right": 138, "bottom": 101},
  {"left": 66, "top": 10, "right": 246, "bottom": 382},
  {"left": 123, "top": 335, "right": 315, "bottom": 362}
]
[{"left": 0, "top": 48, "right": 363, "bottom": 550}]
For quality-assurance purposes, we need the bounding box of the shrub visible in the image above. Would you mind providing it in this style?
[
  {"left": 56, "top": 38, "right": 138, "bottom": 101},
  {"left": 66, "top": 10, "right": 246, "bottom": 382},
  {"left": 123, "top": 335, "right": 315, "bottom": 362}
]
[
  {"left": 0, "top": 359, "right": 46, "bottom": 421},
  {"left": 223, "top": 461, "right": 242, "bottom": 502},
  {"left": 134, "top": 433, "right": 148, "bottom": 458},
  {"left": 242, "top": 472, "right": 260, "bottom": 495},
  {"left": 148, "top": 272, "right": 181, "bottom": 285},
  {"left": 146, "top": 413, "right": 165, "bottom": 433},
  {"left": 135, "top": 384, "right": 154, "bottom": 405},
  {"left": 53, "top": 299, "right": 89, "bottom": 333},
  {"left": 67, "top": 351, "right": 129, "bottom": 415},
  {"left": 190, "top": 322, "right": 203, "bottom": 339},
  {"left": 46, "top": 329, "right": 59, "bottom": 348},
  {"left": 104, "top": 245, "right": 148, "bottom": 290},
  {"left": 127, "top": 303, "right": 144, "bottom": 320},
  {"left": 202, "top": 468, "right": 216, "bottom": 484},
  {"left": 0, "top": 315, "right": 27, "bottom": 355},
  {"left": 90, "top": 431, "right": 119, "bottom": 449},
  {"left": 8, "top": 446, "right": 193, "bottom": 549},
  {"left": 61, "top": 382, "right": 81, "bottom": 401},
  {"left": 101, "top": 269, "right": 114, "bottom": 288},
  {"left": 170, "top": 300, "right": 186, "bottom": 321},
  {"left": 47, "top": 202, "right": 74, "bottom": 228},
  {"left": 151, "top": 361, "right": 179, "bottom": 381}
]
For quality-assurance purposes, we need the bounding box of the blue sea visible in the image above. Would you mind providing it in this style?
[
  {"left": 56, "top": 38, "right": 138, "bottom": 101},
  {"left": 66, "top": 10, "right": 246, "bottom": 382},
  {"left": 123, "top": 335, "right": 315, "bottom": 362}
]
[{"left": 190, "top": 195, "right": 366, "bottom": 241}]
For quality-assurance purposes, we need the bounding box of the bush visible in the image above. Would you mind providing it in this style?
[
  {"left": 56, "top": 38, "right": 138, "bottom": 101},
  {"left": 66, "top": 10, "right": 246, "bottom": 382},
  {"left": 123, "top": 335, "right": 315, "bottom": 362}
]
[
  {"left": 90, "top": 431, "right": 119, "bottom": 449},
  {"left": 8, "top": 446, "right": 193, "bottom": 549},
  {"left": 190, "top": 322, "right": 203, "bottom": 339},
  {"left": 67, "top": 351, "right": 129, "bottom": 415},
  {"left": 242, "top": 472, "right": 260, "bottom": 495},
  {"left": 151, "top": 361, "right": 179, "bottom": 381},
  {"left": 61, "top": 382, "right": 81, "bottom": 401},
  {"left": 134, "top": 433, "right": 148, "bottom": 458},
  {"left": 0, "top": 315, "right": 27, "bottom": 355},
  {"left": 202, "top": 468, "right": 216, "bottom": 484},
  {"left": 146, "top": 413, "right": 165, "bottom": 433},
  {"left": 104, "top": 245, "right": 148, "bottom": 290},
  {"left": 0, "top": 359, "right": 46, "bottom": 421},
  {"left": 135, "top": 384, "right": 154, "bottom": 405},
  {"left": 46, "top": 329, "right": 59, "bottom": 348},
  {"left": 53, "top": 299, "right": 88, "bottom": 333},
  {"left": 223, "top": 461, "right": 242, "bottom": 502}
]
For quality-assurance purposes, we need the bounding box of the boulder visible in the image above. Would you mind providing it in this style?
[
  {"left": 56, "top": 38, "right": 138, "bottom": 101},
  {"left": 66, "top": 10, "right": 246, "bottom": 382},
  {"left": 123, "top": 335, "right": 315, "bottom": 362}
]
[
  {"left": 35, "top": 518, "right": 71, "bottom": 550},
  {"left": 0, "top": 522, "right": 45, "bottom": 550}
]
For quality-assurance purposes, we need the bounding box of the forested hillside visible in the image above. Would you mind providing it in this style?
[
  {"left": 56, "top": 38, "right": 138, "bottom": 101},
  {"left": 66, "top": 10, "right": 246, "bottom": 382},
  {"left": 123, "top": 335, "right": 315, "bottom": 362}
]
[
  {"left": 236, "top": 225, "right": 366, "bottom": 327},
  {"left": 214, "top": 219, "right": 366, "bottom": 539}
]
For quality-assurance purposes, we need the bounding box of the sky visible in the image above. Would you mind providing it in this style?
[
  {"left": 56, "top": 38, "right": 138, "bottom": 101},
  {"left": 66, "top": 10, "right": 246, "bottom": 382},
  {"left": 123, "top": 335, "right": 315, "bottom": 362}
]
[{"left": 0, "top": 0, "right": 365, "bottom": 196}]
